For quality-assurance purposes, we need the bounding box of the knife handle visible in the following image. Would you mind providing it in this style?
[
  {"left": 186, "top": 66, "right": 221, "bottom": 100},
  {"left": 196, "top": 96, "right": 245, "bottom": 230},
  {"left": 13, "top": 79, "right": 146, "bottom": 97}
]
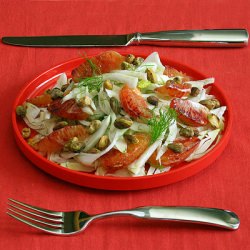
[{"left": 131, "top": 29, "right": 248, "bottom": 47}]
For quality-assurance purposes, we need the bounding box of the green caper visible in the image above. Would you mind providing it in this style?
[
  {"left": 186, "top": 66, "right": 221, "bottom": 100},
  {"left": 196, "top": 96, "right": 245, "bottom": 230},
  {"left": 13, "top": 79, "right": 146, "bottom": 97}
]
[
  {"left": 114, "top": 117, "right": 133, "bottom": 129},
  {"left": 16, "top": 105, "right": 26, "bottom": 118},
  {"left": 168, "top": 143, "right": 184, "bottom": 153},
  {"left": 199, "top": 99, "right": 220, "bottom": 110},
  {"left": 50, "top": 88, "right": 64, "bottom": 100},
  {"left": 125, "top": 54, "right": 135, "bottom": 64},
  {"left": 53, "top": 121, "right": 68, "bottom": 131},
  {"left": 110, "top": 97, "right": 121, "bottom": 114},
  {"left": 147, "top": 96, "right": 159, "bottom": 106},
  {"left": 146, "top": 68, "right": 157, "bottom": 83},
  {"left": 208, "top": 114, "right": 220, "bottom": 129},
  {"left": 190, "top": 87, "right": 200, "bottom": 97},
  {"left": 22, "top": 127, "right": 31, "bottom": 139},
  {"left": 63, "top": 137, "right": 84, "bottom": 153},
  {"left": 124, "top": 134, "right": 139, "bottom": 144},
  {"left": 121, "top": 61, "right": 135, "bottom": 71},
  {"left": 179, "top": 127, "right": 195, "bottom": 137},
  {"left": 97, "top": 135, "right": 109, "bottom": 150},
  {"left": 103, "top": 79, "right": 113, "bottom": 90},
  {"left": 132, "top": 57, "right": 144, "bottom": 66}
]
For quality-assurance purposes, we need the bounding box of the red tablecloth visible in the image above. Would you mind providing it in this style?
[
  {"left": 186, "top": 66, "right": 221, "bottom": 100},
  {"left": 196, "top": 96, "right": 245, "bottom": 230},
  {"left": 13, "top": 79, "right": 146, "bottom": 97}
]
[{"left": 0, "top": 1, "right": 249, "bottom": 249}]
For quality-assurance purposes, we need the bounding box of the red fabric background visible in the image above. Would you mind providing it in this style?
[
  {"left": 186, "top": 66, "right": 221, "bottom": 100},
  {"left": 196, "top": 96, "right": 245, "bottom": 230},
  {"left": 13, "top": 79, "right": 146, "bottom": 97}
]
[{"left": 0, "top": 0, "right": 249, "bottom": 249}]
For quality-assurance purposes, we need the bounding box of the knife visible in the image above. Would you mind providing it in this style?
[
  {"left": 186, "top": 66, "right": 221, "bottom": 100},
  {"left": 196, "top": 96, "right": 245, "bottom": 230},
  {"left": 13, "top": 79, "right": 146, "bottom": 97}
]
[{"left": 2, "top": 29, "right": 248, "bottom": 48}]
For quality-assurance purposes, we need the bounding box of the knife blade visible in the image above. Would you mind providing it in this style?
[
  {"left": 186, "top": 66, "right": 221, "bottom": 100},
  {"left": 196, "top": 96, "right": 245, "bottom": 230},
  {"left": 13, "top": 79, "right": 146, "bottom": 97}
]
[{"left": 2, "top": 29, "right": 248, "bottom": 47}]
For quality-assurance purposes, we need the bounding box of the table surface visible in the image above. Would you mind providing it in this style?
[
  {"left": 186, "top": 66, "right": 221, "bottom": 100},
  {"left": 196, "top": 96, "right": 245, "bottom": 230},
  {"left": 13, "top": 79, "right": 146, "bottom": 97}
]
[{"left": 0, "top": 0, "right": 249, "bottom": 249}]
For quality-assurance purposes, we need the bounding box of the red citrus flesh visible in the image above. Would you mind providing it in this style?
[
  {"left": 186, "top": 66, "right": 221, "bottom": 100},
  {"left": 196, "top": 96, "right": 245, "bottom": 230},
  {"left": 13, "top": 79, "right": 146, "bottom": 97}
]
[
  {"left": 27, "top": 93, "right": 53, "bottom": 107},
  {"left": 97, "top": 133, "right": 150, "bottom": 173},
  {"left": 156, "top": 81, "right": 192, "bottom": 98},
  {"left": 72, "top": 51, "right": 125, "bottom": 82},
  {"left": 148, "top": 137, "right": 200, "bottom": 167},
  {"left": 48, "top": 99, "right": 89, "bottom": 120},
  {"left": 164, "top": 65, "right": 192, "bottom": 82},
  {"left": 120, "top": 85, "right": 151, "bottom": 118},
  {"left": 170, "top": 98, "right": 209, "bottom": 127},
  {"left": 36, "top": 125, "right": 89, "bottom": 153}
]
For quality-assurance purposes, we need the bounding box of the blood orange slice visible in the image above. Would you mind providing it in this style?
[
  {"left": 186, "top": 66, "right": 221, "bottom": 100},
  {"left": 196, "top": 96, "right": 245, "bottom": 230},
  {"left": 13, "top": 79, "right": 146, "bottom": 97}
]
[
  {"left": 120, "top": 85, "right": 151, "bottom": 118},
  {"left": 36, "top": 125, "right": 89, "bottom": 153},
  {"left": 48, "top": 99, "right": 89, "bottom": 120},
  {"left": 98, "top": 133, "right": 150, "bottom": 173},
  {"left": 148, "top": 137, "right": 200, "bottom": 167},
  {"left": 72, "top": 51, "right": 125, "bottom": 82},
  {"left": 170, "top": 98, "right": 209, "bottom": 127}
]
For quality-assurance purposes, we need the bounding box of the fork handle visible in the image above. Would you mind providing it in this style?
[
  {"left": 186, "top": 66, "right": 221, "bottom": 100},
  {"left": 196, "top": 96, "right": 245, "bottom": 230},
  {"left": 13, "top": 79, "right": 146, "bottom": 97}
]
[
  {"left": 96, "top": 206, "right": 240, "bottom": 230},
  {"left": 129, "top": 206, "right": 240, "bottom": 230}
]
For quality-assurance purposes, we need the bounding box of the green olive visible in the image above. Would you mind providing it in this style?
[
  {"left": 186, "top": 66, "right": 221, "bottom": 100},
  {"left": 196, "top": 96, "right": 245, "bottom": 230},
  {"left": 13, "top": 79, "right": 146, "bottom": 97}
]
[
  {"left": 50, "top": 88, "right": 64, "bottom": 100},
  {"left": 168, "top": 143, "right": 184, "bottom": 153},
  {"left": 64, "top": 137, "right": 84, "bottom": 152},
  {"left": 190, "top": 87, "right": 200, "bottom": 97},
  {"left": 16, "top": 105, "right": 26, "bottom": 118},
  {"left": 103, "top": 80, "right": 113, "bottom": 90},
  {"left": 125, "top": 54, "right": 135, "bottom": 64},
  {"left": 97, "top": 135, "right": 109, "bottom": 150},
  {"left": 179, "top": 127, "right": 194, "bottom": 137},
  {"left": 110, "top": 97, "right": 121, "bottom": 114},
  {"left": 200, "top": 99, "right": 220, "bottom": 110},
  {"left": 146, "top": 68, "right": 157, "bottom": 83},
  {"left": 114, "top": 117, "right": 133, "bottom": 129},
  {"left": 147, "top": 96, "right": 159, "bottom": 106}
]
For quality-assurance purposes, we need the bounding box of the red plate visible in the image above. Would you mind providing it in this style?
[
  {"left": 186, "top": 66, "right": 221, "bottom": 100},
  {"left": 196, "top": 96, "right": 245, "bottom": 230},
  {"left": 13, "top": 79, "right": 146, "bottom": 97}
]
[{"left": 12, "top": 53, "right": 232, "bottom": 190}]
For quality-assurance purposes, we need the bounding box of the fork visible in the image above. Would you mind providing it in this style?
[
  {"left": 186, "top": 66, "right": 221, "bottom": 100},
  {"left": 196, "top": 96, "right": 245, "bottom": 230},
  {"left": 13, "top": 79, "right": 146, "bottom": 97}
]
[{"left": 7, "top": 198, "right": 240, "bottom": 235}]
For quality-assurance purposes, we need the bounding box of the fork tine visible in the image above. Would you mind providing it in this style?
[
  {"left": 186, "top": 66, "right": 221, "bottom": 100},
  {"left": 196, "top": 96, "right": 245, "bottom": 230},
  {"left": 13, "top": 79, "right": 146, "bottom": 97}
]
[
  {"left": 8, "top": 203, "right": 63, "bottom": 223},
  {"left": 8, "top": 198, "right": 62, "bottom": 217},
  {"left": 7, "top": 211, "right": 63, "bottom": 234},
  {"left": 7, "top": 208, "right": 64, "bottom": 228}
]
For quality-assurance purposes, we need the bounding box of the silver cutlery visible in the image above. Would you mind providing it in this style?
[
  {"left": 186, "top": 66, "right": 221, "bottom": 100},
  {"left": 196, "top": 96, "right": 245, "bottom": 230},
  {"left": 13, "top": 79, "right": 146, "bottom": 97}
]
[
  {"left": 7, "top": 198, "right": 240, "bottom": 235},
  {"left": 2, "top": 29, "right": 248, "bottom": 48}
]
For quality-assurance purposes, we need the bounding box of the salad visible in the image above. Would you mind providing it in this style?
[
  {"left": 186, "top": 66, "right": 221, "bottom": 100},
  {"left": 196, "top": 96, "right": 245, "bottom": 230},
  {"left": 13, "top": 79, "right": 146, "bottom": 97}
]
[{"left": 16, "top": 51, "right": 226, "bottom": 177}]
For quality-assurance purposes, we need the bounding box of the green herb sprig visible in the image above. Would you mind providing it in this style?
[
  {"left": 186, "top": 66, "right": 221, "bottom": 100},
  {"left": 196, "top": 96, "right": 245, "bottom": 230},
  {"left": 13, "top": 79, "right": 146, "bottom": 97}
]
[
  {"left": 86, "top": 58, "right": 101, "bottom": 76},
  {"left": 78, "top": 76, "right": 103, "bottom": 92},
  {"left": 78, "top": 52, "right": 102, "bottom": 76},
  {"left": 148, "top": 108, "right": 176, "bottom": 144}
]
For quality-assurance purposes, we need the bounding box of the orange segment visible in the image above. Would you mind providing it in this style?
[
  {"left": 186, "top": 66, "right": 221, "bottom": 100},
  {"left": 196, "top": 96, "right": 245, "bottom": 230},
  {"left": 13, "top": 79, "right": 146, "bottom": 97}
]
[
  {"left": 164, "top": 66, "right": 192, "bottom": 82},
  {"left": 27, "top": 92, "right": 53, "bottom": 107},
  {"left": 98, "top": 133, "right": 150, "bottom": 173},
  {"left": 148, "top": 137, "right": 200, "bottom": 167},
  {"left": 72, "top": 51, "right": 125, "bottom": 82},
  {"left": 36, "top": 125, "right": 89, "bottom": 153},
  {"left": 155, "top": 81, "right": 192, "bottom": 98},
  {"left": 48, "top": 99, "right": 89, "bottom": 120},
  {"left": 170, "top": 98, "right": 209, "bottom": 127},
  {"left": 120, "top": 85, "right": 152, "bottom": 118}
]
